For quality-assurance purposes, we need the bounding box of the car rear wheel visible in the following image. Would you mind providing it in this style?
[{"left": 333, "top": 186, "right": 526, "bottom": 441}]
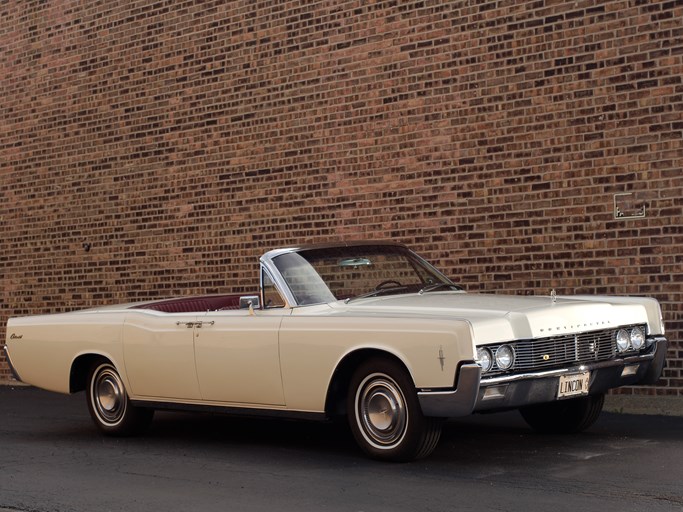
[
  {"left": 86, "top": 361, "right": 153, "bottom": 436},
  {"left": 347, "top": 358, "right": 442, "bottom": 461},
  {"left": 519, "top": 393, "right": 605, "bottom": 434}
]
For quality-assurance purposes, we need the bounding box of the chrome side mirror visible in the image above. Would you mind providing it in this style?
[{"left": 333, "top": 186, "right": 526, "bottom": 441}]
[{"left": 239, "top": 295, "right": 261, "bottom": 310}]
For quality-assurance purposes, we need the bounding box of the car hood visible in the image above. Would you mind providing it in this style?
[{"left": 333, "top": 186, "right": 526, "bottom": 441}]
[{"left": 337, "top": 292, "right": 650, "bottom": 344}]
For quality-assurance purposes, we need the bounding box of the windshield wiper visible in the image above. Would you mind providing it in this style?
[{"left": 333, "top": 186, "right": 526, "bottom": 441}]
[
  {"left": 345, "top": 286, "right": 409, "bottom": 303},
  {"left": 418, "top": 282, "right": 462, "bottom": 294}
]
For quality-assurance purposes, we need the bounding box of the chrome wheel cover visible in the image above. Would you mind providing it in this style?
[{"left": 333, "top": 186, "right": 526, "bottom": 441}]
[
  {"left": 91, "top": 365, "right": 126, "bottom": 426},
  {"left": 355, "top": 373, "right": 408, "bottom": 449}
]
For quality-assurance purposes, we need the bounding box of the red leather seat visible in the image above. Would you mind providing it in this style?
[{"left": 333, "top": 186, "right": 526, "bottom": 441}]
[{"left": 129, "top": 295, "right": 244, "bottom": 313}]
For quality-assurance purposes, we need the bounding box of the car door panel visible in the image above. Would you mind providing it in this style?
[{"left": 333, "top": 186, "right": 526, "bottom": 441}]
[
  {"left": 123, "top": 313, "right": 202, "bottom": 400},
  {"left": 193, "top": 310, "right": 287, "bottom": 406}
]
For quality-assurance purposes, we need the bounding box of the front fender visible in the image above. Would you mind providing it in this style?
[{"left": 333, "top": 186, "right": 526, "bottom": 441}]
[{"left": 279, "top": 315, "right": 475, "bottom": 412}]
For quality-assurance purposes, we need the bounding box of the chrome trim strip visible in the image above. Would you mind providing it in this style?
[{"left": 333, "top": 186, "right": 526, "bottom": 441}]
[
  {"left": 259, "top": 261, "right": 298, "bottom": 307},
  {"left": 261, "top": 241, "right": 406, "bottom": 261},
  {"left": 130, "top": 399, "right": 326, "bottom": 422},
  {"left": 480, "top": 351, "right": 656, "bottom": 386}
]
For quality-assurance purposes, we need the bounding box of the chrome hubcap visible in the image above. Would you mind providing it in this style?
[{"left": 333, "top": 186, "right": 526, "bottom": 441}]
[
  {"left": 98, "top": 377, "right": 120, "bottom": 412},
  {"left": 92, "top": 366, "right": 126, "bottom": 425},
  {"left": 356, "top": 374, "right": 407, "bottom": 448}
]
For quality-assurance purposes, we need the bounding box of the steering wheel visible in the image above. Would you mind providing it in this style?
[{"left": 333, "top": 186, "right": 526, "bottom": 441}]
[{"left": 375, "top": 280, "right": 403, "bottom": 290}]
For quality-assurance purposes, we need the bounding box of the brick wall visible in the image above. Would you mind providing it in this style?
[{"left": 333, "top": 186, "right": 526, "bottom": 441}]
[{"left": 1, "top": 0, "right": 681, "bottom": 394}]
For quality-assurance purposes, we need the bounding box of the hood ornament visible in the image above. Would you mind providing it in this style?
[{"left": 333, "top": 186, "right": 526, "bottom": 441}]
[{"left": 550, "top": 289, "right": 557, "bottom": 304}]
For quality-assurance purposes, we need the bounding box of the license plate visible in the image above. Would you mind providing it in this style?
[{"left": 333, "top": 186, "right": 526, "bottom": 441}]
[{"left": 557, "top": 372, "right": 590, "bottom": 399}]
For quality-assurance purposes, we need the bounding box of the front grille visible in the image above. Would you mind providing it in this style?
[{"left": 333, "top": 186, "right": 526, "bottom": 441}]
[{"left": 480, "top": 324, "right": 647, "bottom": 377}]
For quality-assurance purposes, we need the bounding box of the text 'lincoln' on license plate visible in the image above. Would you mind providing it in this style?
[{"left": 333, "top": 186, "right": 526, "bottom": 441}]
[{"left": 557, "top": 372, "right": 590, "bottom": 399}]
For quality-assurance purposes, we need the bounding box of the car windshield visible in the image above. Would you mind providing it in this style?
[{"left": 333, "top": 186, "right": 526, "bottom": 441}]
[{"left": 271, "top": 245, "right": 460, "bottom": 306}]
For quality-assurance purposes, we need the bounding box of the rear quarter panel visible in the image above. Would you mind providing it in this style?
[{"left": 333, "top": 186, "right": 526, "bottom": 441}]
[{"left": 6, "top": 312, "right": 125, "bottom": 393}]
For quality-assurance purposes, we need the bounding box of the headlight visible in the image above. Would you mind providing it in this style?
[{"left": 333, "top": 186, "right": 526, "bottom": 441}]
[
  {"left": 630, "top": 326, "right": 645, "bottom": 350},
  {"left": 616, "top": 329, "right": 630, "bottom": 352},
  {"left": 476, "top": 347, "right": 493, "bottom": 373},
  {"left": 495, "top": 345, "right": 515, "bottom": 370}
]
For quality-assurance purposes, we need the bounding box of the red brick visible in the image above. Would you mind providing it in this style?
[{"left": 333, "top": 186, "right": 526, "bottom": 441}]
[{"left": 1, "top": 0, "right": 681, "bottom": 395}]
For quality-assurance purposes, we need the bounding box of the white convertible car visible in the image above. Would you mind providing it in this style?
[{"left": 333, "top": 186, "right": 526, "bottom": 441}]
[{"left": 4, "top": 242, "right": 668, "bottom": 460}]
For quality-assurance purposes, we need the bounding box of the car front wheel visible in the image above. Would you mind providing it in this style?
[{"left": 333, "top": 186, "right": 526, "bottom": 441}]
[
  {"left": 347, "top": 358, "right": 442, "bottom": 461},
  {"left": 86, "top": 361, "right": 153, "bottom": 436},
  {"left": 519, "top": 393, "right": 605, "bottom": 434}
]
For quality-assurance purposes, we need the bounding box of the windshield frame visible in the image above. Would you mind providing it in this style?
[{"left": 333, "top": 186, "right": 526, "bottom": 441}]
[{"left": 260, "top": 242, "right": 459, "bottom": 307}]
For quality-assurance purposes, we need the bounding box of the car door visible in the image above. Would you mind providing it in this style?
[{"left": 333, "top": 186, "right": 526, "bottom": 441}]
[
  {"left": 193, "top": 308, "right": 288, "bottom": 406},
  {"left": 123, "top": 312, "right": 202, "bottom": 400}
]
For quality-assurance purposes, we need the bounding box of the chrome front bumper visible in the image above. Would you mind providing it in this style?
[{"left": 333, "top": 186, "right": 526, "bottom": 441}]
[
  {"left": 417, "top": 364, "right": 482, "bottom": 417},
  {"left": 418, "top": 337, "right": 667, "bottom": 418}
]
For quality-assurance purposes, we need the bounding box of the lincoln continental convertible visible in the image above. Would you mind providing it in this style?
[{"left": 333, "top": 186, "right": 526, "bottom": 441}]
[{"left": 4, "top": 242, "right": 668, "bottom": 460}]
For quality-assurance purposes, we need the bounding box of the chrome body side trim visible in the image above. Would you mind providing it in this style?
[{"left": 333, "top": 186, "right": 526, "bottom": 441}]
[{"left": 130, "top": 399, "right": 326, "bottom": 422}]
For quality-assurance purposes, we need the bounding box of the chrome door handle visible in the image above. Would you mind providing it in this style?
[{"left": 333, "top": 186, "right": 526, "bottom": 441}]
[
  {"left": 194, "top": 321, "right": 214, "bottom": 328},
  {"left": 175, "top": 321, "right": 215, "bottom": 328}
]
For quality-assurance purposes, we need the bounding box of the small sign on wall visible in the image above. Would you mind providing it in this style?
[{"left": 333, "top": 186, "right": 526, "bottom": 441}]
[{"left": 614, "top": 193, "right": 646, "bottom": 219}]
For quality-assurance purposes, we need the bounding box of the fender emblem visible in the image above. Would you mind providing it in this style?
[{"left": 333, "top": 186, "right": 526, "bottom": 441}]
[{"left": 10, "top": 333, "right": 23, "bottom": 340}]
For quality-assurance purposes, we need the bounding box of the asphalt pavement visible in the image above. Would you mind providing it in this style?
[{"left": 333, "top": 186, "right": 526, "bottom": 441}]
[{"left": 1, "top": 386, "right": 682, "bottom": 512}]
